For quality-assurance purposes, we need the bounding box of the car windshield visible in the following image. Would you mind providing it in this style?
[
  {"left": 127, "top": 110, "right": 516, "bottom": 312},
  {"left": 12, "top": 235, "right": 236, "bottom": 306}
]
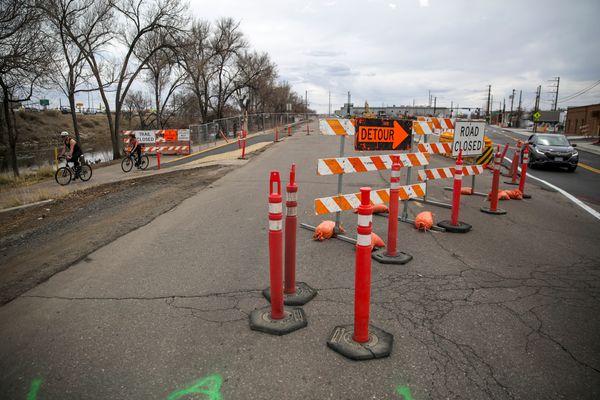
[{"left": 537, "top": 135, "right": 570, "bottom": 146}]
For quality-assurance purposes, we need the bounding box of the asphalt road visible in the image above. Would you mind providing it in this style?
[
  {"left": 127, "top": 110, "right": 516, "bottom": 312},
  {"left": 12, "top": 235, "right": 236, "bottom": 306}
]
[
  {"left": 485, "top": 125, "right": 600, "bottom": 212},
  {"left": 1, "top": 120, "right": 599, "bottom": 399}
]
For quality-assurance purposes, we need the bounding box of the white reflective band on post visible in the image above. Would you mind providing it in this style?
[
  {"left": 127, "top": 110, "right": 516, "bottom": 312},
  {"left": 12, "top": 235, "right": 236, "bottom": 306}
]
[
  {"left": 391, "top": 169, "right": 401, "bottom": 178},
  {"left": 391, "top": 181, "right": 401, "bottom": 189},
  {"left": 287, "top": 207, "right": 297, "bottom": 216},
  {"left": 357, "top": 233, "right": 371, "bottom": 247},
  {"left": 287, "top": 192, "right": 297, "bottom": 201},
  {"left": 269, "top": 203, "right": 283, "bottom": 214},
  {"left": 269, "top": 220, "right": 283, "bottom": 231},
  {"left": 357, "top": 214, "right": 372, "bottom": 227}
]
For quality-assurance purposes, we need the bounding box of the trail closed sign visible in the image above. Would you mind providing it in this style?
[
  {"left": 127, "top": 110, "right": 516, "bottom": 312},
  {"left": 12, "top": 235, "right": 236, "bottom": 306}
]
[
  {"left": 354, "top": 118, "right": 411, "bottom": 151},
  {"left": 135, "top": 130, "right": 156, "bottom": 144},
  {"left": 452, "top": 120, "right": 485, "bottom": 157}
]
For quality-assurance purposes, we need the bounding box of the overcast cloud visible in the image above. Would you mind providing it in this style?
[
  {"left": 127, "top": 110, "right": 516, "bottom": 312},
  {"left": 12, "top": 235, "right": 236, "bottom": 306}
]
[{"left": 190, "top": 0, "right": 600, "bottom": 113}]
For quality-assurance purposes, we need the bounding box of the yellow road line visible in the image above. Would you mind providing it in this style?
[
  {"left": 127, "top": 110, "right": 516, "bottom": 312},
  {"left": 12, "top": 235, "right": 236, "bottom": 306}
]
[{"left": 578, "top": 162, "right": 600, "bottom": 174}]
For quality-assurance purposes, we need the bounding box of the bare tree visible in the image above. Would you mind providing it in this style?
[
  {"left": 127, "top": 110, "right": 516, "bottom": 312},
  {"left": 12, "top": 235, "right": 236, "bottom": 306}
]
[
  {"left": 179, "top": 19, "right": 212, "bottom": 123},
  {"left": 210, "top": 18, "right": 248, "bottom": 120},
  {"left": 233, "top": 51, "right": 276, "bottom": 114},
  {"left": 123, "top": 90, "right": 152, "bottom": 129},
  {"left": 0, "top": 0, "right": 54, "bottom": 176}
]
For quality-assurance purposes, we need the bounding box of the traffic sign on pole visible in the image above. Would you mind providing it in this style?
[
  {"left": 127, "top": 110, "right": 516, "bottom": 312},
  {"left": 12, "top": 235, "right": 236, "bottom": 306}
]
[{"left": 452, "top": 120, "right": 485, "bottom": 157}]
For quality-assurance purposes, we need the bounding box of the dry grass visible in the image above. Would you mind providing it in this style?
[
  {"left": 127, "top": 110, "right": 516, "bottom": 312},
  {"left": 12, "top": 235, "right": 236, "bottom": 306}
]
[
  {"left": 3, "top": 188, "right": 54, "bottom": 209},
  {"left": 0, "top": 165, "right": 55, "bottom": 188}
]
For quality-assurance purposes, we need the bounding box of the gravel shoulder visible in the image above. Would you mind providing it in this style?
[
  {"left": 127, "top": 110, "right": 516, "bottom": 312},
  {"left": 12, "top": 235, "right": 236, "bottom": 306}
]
[{"left": 0, "top": 164, "right": 236, "bottom": 305}]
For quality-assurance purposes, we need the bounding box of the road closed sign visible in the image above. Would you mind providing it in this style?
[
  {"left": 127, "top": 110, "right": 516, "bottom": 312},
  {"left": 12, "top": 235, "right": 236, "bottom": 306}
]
[
  {"left": 452, "top": 120, "right": 485, "bottom": 157},
  {"left": 135, "top": 130, "right": 156, "bottom": 144}
]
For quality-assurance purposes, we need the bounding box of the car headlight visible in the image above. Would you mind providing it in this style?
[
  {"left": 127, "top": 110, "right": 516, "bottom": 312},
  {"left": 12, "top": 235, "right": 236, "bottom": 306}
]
[
  {"left": 572, "top": 150, "right": 578, "bottom": 157},
  {"left": 534, "top": 147, "right": 545, "bottom": 155}
]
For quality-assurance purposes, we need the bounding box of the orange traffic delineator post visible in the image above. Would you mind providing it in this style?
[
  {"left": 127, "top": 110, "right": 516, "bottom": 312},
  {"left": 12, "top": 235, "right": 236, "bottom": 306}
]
[
  {"left": 519, "top": 146, "right": 532, "bottom": 199},
  {"left": 481, "top": 146, "right": 508, "bottom": 215},
  {"left": 505, "top": 141, "right": 522, "bottom": 185},
  {"left": 250, "top": 171, "right": 307, "bottom": 335},
  {"left": 275, "top": 126, "right": 280, "bottom": 142},
  {"left": 263, "top": 165, "right": 317, "bottom": 306},
  {"left": 327, "top": 187, "right": 393, "bottom": 361},
  {"left": 437, "top": 150, "right": 472, "bottom": 233},
  {"left": 372, "top": 156, "right": 412, "bottom": 265},
  {"left": 157, "top": 148, "right": 161, "bottom": 170},
  {"left": 238, "top": 129, "right": 247, "bottom": 159},
  {"left": 287, "top": 124, "right": 291, "bottom": 136}
]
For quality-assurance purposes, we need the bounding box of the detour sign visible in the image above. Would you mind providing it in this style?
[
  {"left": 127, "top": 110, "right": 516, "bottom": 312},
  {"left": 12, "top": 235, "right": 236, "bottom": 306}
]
[{"left": 354, "top": 118, "right": 411, "bottom": 151}]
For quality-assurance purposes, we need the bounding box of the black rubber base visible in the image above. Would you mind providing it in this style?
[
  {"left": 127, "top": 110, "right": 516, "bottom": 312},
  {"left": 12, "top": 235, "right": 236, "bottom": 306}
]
[
  {"left": 371, "top": 248, "right": 413, "bottom": 265},
  {"left": 523, "top": 193, "right": 532, "bottom": 199},
  {"left": 437, "top": 220, "right": 472, "bottom": 233},
  {"left": 327, "top": 324, "right": 393, "bottom": 361},
  {"left": 504, "top": 180, "right": 519, "bottom": 185},
  {"left": 249, "top": 306, "right": 307, "bottom": 336},
  {"left": 480, "top": 206, "right": 507, "bottom": 215},
  {"left": 262, "top": 282, "right": 317, "bottom": 306}
]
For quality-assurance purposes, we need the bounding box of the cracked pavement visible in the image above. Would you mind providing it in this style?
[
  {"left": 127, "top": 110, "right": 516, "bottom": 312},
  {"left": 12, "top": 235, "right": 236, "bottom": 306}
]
[{"left": 1, "top": 121, "right": 599, "bottom": 399}]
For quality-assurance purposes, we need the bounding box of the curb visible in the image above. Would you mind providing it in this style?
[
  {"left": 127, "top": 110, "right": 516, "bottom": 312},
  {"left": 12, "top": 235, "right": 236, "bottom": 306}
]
[{"left": 0, "top": 198, "right": 54, "bottom": 214}]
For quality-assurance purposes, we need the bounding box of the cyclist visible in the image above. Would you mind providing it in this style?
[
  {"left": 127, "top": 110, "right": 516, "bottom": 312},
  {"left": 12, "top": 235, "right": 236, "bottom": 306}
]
[
  {"left": 128, "top": 133, "right": 142, "bottom": 167},
  {"left": 59, "top": 131, "right": 83, "bottom": 178}
]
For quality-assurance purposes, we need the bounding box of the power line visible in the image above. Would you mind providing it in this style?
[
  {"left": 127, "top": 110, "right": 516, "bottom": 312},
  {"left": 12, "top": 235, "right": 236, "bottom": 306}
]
[{"left": 558, "top": 80, "right": 600, "bottom": 103}]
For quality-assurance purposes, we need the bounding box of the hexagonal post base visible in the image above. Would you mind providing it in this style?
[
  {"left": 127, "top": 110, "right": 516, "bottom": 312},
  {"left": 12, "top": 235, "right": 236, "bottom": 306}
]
[
  {"left": 371, "top": 248, "right": 412, "bottom": 265},
  {"left": 480, "top": 206, "right": 507, "bottom": 215},
  {"left": 437, "top": 220, "right": 472, "bottom": 233},
  {"left": 262, "top": 282, "right": 317, "bottom": 306},
  {"left": 326, "top": 324, "right": 393, "bottom": 361},
  {"left": 249, "top": 306, "right": 307, "bottom": 336}
]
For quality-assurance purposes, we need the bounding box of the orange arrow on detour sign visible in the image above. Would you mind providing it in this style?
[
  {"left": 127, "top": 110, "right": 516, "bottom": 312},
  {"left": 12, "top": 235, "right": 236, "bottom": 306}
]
[{"left": 355, "top": 119, "right": 411, "bottom": 151}]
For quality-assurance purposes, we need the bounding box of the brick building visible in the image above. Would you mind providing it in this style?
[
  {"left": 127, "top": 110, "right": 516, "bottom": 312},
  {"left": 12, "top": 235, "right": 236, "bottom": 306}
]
[{"left": 565, "top": 103, "right": 600, "bottom": 136}]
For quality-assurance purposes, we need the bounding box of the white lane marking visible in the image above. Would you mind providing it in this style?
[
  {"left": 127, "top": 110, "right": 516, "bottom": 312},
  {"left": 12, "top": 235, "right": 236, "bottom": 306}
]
[{"left": 504, "top": 156, "right": 600, "bottom": 221}]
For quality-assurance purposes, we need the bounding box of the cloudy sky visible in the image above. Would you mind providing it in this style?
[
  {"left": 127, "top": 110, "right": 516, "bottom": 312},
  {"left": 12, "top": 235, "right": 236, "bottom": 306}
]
[{"left": 190, "top": 0, "right": 600, "bottom": 114}]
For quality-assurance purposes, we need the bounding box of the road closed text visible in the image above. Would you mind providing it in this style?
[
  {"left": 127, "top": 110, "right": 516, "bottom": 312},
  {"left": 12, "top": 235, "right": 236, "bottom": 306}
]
[{"left": 452, "top": 121, "right": 485, "bottom": 157}]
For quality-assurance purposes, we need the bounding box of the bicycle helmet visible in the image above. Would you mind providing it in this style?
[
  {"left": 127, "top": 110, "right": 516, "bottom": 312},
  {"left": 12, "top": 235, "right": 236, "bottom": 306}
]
[{"left": 60, "top": 131, "right": 69, "bottom": 137}]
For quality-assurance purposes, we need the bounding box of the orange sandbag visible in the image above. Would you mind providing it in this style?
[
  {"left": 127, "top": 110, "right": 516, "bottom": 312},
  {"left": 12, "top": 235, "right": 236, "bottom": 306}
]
[
  {"left": 461, "top": 187, "right": 473, "bottom": 195},
  {"left": 371, "top": 232, "right": 385, "bottom": 249},
  {"left": 506, "top": 189, "right": 523, "bottom": 200},
  {"left": 353, "top": 204, "right": 389, "bottom": 214},
  {"left": 487, "top": 191, "right": 511, "bottom": 201},
  {"left": 313, "top": 220, "right": 344, "bottom": 241},
  {"left": 414, "top": 211, "right": 434, "bottom": 230}
]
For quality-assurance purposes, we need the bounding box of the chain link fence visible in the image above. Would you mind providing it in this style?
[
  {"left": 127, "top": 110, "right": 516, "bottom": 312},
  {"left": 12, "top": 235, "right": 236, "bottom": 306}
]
[{"left": 189, "top": 113, "right": 314, "bottom": 150}]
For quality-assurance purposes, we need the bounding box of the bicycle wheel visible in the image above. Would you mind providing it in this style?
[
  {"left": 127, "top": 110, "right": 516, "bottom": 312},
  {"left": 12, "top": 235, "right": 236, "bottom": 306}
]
[
  {"left": 55, "top": 167, "right": 72, "bottom": 185},
  {"left": 79, "top": 163, "right": 93, "bottom": 181},
  {"left": 139, "top": 154, "right": 150, "bottom": 170},
  {"left": 121, "top": 156, "right": 133, "bottom": 172}
]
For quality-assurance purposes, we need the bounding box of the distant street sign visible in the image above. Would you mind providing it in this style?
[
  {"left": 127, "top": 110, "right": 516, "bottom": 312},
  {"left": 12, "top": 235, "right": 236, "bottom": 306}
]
[
  {"left": 354, "top": 118, "right": 411, "bottom": 151},
  {"left": 452, "top": 120, "right": 485, "bottom": 157},
  {"left": 533, "top": 111, "right": 541, "bottom": 122},
  {"left": 135, "top": 130, "right": 156, "bottom": 144},
  {"left": 39, "top": 99, "right": 49, "bottom": 106},
  {"left": 177, "top": 129, "right": 190, "bottom": 141}
]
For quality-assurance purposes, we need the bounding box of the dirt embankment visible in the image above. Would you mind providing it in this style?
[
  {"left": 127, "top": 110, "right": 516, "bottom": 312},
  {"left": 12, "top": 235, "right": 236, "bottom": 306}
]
[{"left": 0, "top": 164, "right": 235, "bottom": 305}]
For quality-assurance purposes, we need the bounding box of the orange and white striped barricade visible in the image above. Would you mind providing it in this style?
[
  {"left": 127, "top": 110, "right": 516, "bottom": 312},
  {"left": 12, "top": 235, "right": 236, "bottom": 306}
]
[
  {"left": 413, "top": 142, "right": 455, "bottom": 209},
  {"left": 317, "top": 117, "right": 356, "bottom": 233},
  {"left": 316, "top": 152, "right": 430, "bottom": 176},
  {"left": 418, "top": 164, "right": 485, "bottom": 208}
]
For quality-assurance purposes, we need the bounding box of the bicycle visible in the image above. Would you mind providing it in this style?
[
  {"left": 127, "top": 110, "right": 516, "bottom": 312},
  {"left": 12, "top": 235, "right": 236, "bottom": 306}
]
[
  {"left": 121, "top": 150, "right": 150, "bottom": 172},
  {"left": 55, "top": 155, "right": 93, "bottom": 185}
]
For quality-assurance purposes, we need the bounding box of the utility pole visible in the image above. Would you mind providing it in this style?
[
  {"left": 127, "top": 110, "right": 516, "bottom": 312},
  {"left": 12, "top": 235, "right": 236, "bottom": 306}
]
[
  {"left": 305, "top": 90, "right": 309, "bottom": 135},
  {"left": 549, "top": 76, "right": 560, "bottom": 111},
  {"left": 428, "top": 90, "right": 431, "bottom": 107},
  {"left": 328, "top": 90, "right": 331, "bottom": 116},
  {"left": 433, "top": 97, "right": 437, "bottom": 115},
  {"left": 502, "top": 98, "right": 506, "bottom": 125},
  {"left": 486, "top": 85, "right": 491, "bottom": 124},
  {"left": 347, "top": 91, "right": 351, "bottom": 117},
  {"left": 517, "top": 90, "right": 522, "bottom": 128},
  {"left": 533, "top": 85, "right": 541, "bottom": 133},
  {"left": 510, "top": 89, "right": 515, "bottom": 127},
  {"left": 450, "top": 100, "right": 453, "bottom": 118}
]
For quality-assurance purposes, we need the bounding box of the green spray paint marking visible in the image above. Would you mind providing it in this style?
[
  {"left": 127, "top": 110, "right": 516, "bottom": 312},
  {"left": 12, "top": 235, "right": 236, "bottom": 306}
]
[
  {"left": 396, "top": 385, "right": 414, "bottom": 400},
  {"left": 27, "top": 378, "right": 43, "bottom": 400},
  {"left": 166, "top": 374, "right": 223, "bottom": 400}
]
